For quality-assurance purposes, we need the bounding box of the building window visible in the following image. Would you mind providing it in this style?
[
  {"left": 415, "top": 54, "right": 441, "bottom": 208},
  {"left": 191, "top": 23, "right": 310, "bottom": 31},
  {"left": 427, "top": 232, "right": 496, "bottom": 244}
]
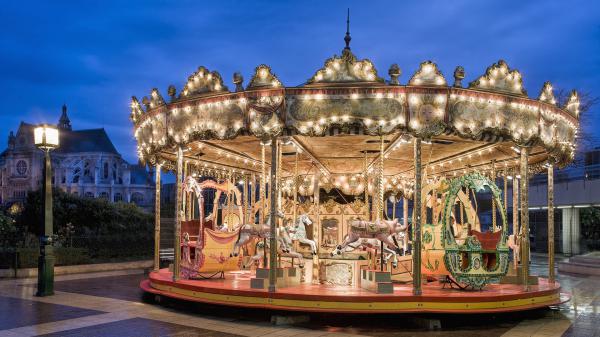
[
  {"left": 13, "top": 190, "right": 26, "bottom": 199},
  {"left": 114, "top": 193, "right": 123, "bottom": 202},
  {"left": 131, "top": 192, "right": 144, "bottom": 205},
  {"left": 99, "top": 192, "right": 109, "bottom": 199},
  {"left": 103, "top": 162, "right": 109, "bottom": 179},
  {"left": 16, "top": 160, "right": 27, "bottom": 176},
  {"left": 84, "top": 192, "right": 94, "bottom": 198}
]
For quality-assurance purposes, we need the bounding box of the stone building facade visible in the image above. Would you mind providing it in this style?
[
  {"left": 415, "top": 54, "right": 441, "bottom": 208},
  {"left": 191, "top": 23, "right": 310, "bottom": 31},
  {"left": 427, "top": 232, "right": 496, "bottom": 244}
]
[{"left": 0, "top": 105, "right": 154, "bottom": 211}]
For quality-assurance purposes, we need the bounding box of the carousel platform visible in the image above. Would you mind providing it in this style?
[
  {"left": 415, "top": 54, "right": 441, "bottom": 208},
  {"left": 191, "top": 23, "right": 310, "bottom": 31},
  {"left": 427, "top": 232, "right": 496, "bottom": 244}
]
[{"left": 141, "top": 268, "right": 568, "bottom": 314}]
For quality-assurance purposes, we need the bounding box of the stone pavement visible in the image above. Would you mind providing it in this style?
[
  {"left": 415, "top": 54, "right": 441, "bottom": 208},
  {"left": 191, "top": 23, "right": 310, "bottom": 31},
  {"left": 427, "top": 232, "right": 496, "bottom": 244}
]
[{"left": 0, "top": 255, "right": 598, "bottom": 337}]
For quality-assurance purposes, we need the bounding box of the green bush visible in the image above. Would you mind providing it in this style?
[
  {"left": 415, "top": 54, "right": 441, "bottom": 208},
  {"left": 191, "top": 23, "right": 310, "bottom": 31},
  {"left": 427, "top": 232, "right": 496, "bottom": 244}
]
[
  {"left": 12, "top": 247, "right": 90, "bottom": 268},
  {"left": 10, "top": 188, "right": 154, "bottom": 265}
]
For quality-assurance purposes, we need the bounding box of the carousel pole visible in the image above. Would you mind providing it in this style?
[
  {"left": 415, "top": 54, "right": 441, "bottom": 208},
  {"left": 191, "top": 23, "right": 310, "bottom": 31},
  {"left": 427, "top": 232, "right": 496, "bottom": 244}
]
[
  {"left": 182, "top": 162, "right": 188, "bottom": 221},
  {"left": 293, "top": 152, "right": 298, "bottom": 225},
  {"left": 512, "top": 169, "right": 519, "bottom": 270},
  {"left": 312, "top": 170, "right": 320, "bottom": 284},
  {"left": 261, "top": 142, "right": 266, "bottom": 224},
  {"left": 251, "top": 174, "right": 256, "bottom": 222},
  {"left": 154, "top": 164, "right": 162, "bottom": 272},
  {"left": 363, "top": 150, "right": 369, "bottom": 218},
  {"left": 492, "top": 160, "right": 497, "bottom": 231},
  {"left": 173, "top": 147, "right": 183, "bottom": 281},
  {"left": 547, "top": 162, "right": 555, "bottom": 283},
  {"left": 403, "top": 197, "right": 408, "bottom": 231},
  {"left": 520, "top": 147, "right": 530, "bottom": 291},
  {"left": 413, "top": 137, "right": 422, "bottom": 296},
  {"left": 243, "top": 174, "right": 248, "bottom": 224},
  {"left": 503, "top": 172, "right": 508, "bottom": 218},
  {"left": 268, "top": 137, "right": 278, "bottom": 293},
  {"left": 227, "top": 171, "right": 233, "bottom": 229},
  {"left": 378, "top": 134, "right": 384, "bottom": 220}
]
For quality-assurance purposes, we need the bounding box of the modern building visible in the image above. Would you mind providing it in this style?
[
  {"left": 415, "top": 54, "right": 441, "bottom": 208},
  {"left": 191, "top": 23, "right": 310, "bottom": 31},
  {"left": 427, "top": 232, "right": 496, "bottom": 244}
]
[{"left": 0, "top": 105, "right": 155, "bottom": 211}]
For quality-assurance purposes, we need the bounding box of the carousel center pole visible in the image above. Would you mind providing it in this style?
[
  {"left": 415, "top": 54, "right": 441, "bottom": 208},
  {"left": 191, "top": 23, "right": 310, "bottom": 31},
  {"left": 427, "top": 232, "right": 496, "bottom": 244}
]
[
  {"left": 520, "top": 147, "right": 530, "bottom": 291},
  {"left": 173, "top": 147, "right": 183, "bottom": 281},
  {"left": 547, "top": 162, "right": 555, "bottom": 283},
  {"left": 413, "top": 137, "right": 422, "bottom": 296},
  {"left": 268, "top": 137, "right": 279, "bottom": 293},
  {"left": 154, "top": 163, "right": 162, "bottom": 272}
]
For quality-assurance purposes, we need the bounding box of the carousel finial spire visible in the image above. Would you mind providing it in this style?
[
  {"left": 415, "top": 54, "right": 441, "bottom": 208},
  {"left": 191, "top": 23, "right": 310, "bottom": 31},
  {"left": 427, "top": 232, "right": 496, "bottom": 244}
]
[{"left": 344, "top": 8, "right": 351, "bottom": 51}]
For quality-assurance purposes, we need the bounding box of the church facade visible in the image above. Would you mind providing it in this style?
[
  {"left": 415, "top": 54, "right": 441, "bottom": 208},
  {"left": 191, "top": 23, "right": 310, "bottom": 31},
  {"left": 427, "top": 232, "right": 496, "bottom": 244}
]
[{"left": 0, "top": 105, "right": 155, "bottom": 211}]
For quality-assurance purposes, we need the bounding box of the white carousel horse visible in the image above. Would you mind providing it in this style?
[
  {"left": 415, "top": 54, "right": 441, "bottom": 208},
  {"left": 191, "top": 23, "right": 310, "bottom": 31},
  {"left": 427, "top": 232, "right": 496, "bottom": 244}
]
[
  {"left": 243, "top": 239, "right": 305, "bottom": 269},
  {"left": 330, "top": 218, "right": 407, "bottom": 257},
  {"left": 343, "top": 237, "right": 400, "bottom": 268},
  {"left": 285, "top": 214, "right": 317, "bottom": 255},
  {"left": 231, "top": 210, "right": 287, "bottom": 257}
]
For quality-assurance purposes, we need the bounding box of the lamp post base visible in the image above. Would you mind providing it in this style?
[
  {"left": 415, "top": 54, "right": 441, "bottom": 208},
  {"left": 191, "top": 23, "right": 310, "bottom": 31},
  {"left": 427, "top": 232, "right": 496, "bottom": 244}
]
[{"left": 36, "top": 248, "right": 54, "bottom": 297}]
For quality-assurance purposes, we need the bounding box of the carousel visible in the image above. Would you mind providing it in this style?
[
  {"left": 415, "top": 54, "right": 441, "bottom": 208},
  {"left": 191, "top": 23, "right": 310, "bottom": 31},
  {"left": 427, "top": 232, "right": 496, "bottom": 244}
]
[{"left": 135, "top": 26, "right": 579, "bottom": 313}]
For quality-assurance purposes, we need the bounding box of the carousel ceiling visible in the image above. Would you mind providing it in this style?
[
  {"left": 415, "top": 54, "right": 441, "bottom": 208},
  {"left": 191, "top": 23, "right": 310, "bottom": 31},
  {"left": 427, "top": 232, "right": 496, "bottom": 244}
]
[{"left": 131, "top": 35, "right": 581, "bottom": 185}]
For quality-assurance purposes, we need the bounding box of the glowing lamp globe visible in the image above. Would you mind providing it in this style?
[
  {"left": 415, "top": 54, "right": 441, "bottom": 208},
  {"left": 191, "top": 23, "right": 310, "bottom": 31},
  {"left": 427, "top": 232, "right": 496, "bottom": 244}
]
[{"left": 34, "top": 125, "right": 59, "bottom": 150}]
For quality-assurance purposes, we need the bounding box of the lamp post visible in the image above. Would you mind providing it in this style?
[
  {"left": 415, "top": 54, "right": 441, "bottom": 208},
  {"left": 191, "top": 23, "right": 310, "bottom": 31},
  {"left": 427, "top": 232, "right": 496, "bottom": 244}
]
[{"left": 34, "top": 124, "right": 59, "bottom": 296}]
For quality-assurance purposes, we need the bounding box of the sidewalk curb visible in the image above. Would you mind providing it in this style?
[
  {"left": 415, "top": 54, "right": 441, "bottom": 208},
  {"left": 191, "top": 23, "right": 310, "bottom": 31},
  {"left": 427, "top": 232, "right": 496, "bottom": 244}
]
[{"left": 0, "top": 260, "right": 153, "bottom": 278}]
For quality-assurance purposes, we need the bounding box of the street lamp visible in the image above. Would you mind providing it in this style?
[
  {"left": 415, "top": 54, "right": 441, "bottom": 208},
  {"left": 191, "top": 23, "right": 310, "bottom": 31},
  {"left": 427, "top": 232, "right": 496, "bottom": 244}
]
[{"left": 34, "top": 124, "right": 59, "bottom": 297}]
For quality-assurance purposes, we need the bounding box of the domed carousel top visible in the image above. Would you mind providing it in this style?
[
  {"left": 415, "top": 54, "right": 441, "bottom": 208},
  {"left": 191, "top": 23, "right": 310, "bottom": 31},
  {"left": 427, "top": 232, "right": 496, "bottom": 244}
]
[{"left": 130, "top": 23, "right": 580, "bottom": 188}]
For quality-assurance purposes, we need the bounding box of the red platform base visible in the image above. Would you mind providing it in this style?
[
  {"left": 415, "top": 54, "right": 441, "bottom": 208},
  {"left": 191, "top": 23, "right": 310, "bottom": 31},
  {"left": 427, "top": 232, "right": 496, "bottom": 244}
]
[{"left": 141, "top": 269, "right": 568, "bottom": 314}]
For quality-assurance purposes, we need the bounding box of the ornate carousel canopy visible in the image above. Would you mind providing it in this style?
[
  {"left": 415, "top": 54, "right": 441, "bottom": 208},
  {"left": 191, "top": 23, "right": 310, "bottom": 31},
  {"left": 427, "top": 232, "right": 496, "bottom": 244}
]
[{"left": 131, "top": 35, "right": 580, "bottom": 197}]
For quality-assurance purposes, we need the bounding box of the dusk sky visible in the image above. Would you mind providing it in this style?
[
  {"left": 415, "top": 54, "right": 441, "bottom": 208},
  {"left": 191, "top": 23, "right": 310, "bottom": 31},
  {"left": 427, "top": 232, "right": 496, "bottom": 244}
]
[{"left": 1, "top": 1, "right": 599, "bottom": 163}]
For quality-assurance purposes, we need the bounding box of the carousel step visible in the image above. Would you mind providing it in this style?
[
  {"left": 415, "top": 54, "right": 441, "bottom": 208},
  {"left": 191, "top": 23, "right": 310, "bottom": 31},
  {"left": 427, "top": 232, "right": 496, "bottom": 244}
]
[
  {"left": 361, "top": 269, "right": 393, "bottom": 294},
  {"left": 251, "top": 267, "right": 301, "bottom": 289}
]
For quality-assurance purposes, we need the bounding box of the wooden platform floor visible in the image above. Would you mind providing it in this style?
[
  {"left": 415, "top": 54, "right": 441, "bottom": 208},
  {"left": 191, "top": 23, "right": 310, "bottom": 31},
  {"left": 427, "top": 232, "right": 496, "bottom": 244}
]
[{"left": 142, "top": 268, "right": 567, "bottom": 314}]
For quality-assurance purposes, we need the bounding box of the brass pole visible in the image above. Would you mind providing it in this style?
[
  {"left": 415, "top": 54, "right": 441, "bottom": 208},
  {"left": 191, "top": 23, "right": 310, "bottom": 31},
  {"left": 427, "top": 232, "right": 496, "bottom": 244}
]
[
  {"left": 154, "top": 164, "right": 161, "bottom": 272},
  {"left": 548, "top": 163, "right": 555, "bottom": 283},
  {"left": 251, "top": 174, "right": 256, "bottom": 222},
  {"left": 268, "top": 137, "right": 278, "bottom": 293},
  {"left": 261, "top": 143, "right": 266, "bottom": 224},
  {"left": 378, "top": 135, "right": 385, "bottom": 220},
  {"left": 403, "top": 196, "right": 408, "bottom": 230},
  {"left": 492, "top": 160, "right": 497, "bottom": 231},
  {"left": 364, "top": 151, "right": 369, "bottom": 218},
  {"left": 173, "top": 147, "right": 183, "bottom": 281},
  {"left": 520, "top": 147, "right": 530, "bottom": 291},
  {"left": 512, "top": 169, "right": 519, "bottom": 270},
  {"left": 413, "top": 137, "right": 422, "bottom": 295},
  {"left": 227, "top": 171, "right": 233, "bottom": 229},
  {"left": 277, "top": 140, "right": 283, "bottom": 211},
  {"left": 243, "top": 174, "right": 248, "bottom": 225},
  {"left": 182, "top": 162, "right": 188, "bottom": 221},
  {"left": 503, "top": 173, "right": 508, "bottom": 218},
  {"left": 293, "top": 152, "right": 299, "bottom": 223},
  {"left": 313, "top": 170, "right": 320, "bottom": 284}
]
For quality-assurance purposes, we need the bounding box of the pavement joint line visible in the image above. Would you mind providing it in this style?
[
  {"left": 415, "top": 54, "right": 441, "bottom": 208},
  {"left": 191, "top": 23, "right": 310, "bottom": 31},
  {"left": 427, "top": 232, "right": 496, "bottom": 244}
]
[{"left": 0, "top": 312, "right": 130, "bottom": 337}]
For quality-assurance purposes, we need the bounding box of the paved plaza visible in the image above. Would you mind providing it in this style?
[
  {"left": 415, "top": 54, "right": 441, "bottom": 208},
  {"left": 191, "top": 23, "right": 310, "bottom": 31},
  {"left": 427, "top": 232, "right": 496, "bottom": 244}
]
[{"left": 0, "top": 255, "right": 597, "bottom": 337}]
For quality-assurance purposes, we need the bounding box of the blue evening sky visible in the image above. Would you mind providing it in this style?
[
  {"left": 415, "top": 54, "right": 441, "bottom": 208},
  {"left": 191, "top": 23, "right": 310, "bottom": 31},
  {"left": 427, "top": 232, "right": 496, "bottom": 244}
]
[{"left": 0, "top": 1, "right": 599, "bottom": 163}]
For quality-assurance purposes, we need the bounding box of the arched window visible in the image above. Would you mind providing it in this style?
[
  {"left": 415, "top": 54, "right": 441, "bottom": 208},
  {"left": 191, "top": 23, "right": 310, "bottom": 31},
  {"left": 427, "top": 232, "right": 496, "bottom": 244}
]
[
  {"left": 131, "top": 192, "right": 144, "bottom": 205},
  {"left": 103, "top": 162, "right": 109, "bottom": 179},
  {"left": 114, "top": 193, "right": 123, "bottom": 202},
  {"left": 16, "top": 160, "right": 27, "bottom": 176}
]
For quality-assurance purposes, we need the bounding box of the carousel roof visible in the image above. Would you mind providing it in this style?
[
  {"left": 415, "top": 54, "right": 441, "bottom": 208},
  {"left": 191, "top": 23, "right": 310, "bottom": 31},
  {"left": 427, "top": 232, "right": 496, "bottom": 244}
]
[{"left": 130, "top": 31, "right": 580, "bottom": 196}]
